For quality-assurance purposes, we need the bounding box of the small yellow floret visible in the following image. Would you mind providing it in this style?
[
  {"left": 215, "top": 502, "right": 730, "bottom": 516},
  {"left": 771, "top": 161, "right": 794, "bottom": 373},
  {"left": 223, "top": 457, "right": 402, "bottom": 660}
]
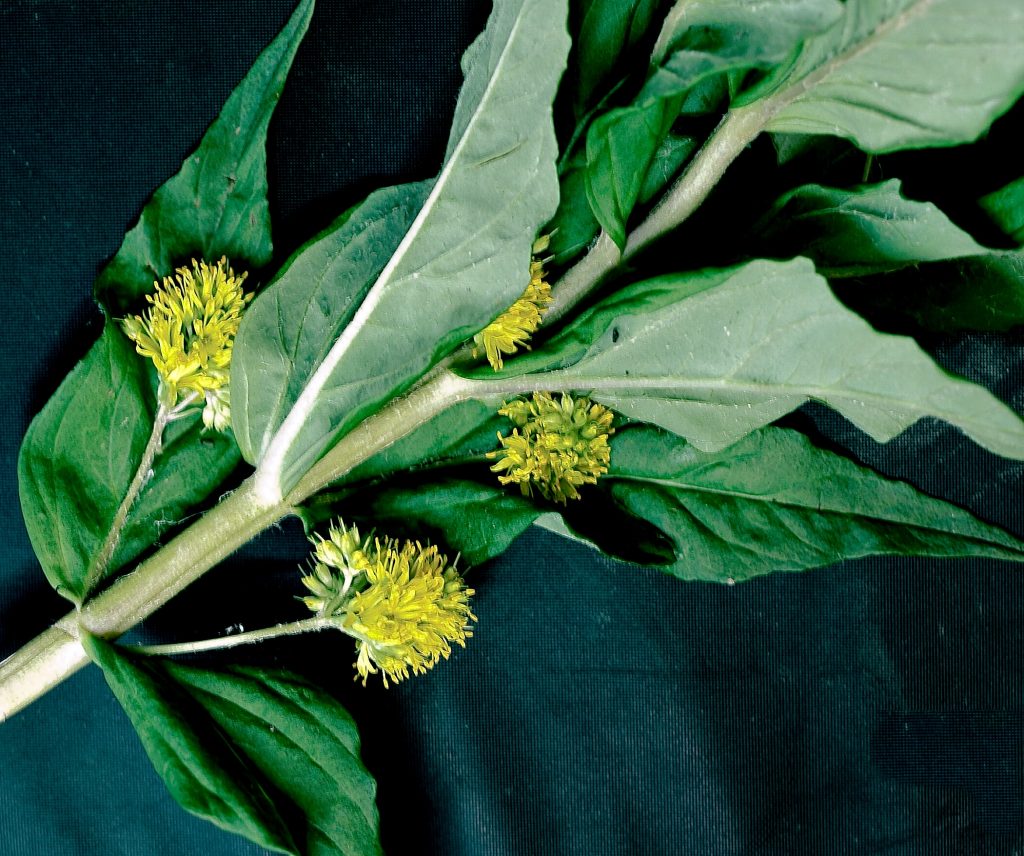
[
  {"left": 300, "top": 521, "right": 476, "bottom": 688},
  {"left": 120, "top": 257, "right": 251, "bottom": 430},
  {"left": 488, "top": 392, "right": 614, "bottom": 504},
  {"left": 473, "top": 235, "right": 553, "bottom": 370}
]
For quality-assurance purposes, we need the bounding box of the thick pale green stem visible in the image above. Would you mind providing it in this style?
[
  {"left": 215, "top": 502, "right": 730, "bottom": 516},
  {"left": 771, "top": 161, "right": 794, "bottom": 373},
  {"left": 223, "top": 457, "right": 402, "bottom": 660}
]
[
  {"left": 0, "top": 98, "right": 770, "bottom": 722},
  {"left": 0, "top": 370, "right": 473, "bottom": 721}
]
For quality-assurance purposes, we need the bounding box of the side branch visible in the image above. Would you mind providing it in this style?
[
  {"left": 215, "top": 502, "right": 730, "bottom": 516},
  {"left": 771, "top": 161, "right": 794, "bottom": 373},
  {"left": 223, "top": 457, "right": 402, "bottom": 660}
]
[
  {"left": 0, "top": 369, "right": 473, "bottom": 721},
  {"left": 0, "top": 99, "right": 774, "bottom": 721}
]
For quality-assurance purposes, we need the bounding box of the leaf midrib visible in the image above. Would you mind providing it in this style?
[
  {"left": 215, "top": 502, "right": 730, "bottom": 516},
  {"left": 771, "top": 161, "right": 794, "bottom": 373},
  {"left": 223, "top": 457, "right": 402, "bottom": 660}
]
[{"left": 256, "top": 4, "right": 532, "bottom": 498}]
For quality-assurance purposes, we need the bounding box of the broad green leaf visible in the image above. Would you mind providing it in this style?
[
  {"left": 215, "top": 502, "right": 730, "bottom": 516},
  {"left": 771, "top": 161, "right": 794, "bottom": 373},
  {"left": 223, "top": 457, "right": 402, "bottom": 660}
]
[
  {"left": 94, "top": 0, "right": 314, "bottom": 313},
  {"left": 753, "top": 0, "right": 1024, "bottom": 152},
  {"left": 980, "top": 175, "right": 1024, "bottom": 244},
  {"left": 87, "top": 638, "right": 380, "bottom": 856},
  {"left": 311, "top": 420, "right": 1024, "bottom": 581},
  {"left": 231, "top": 182, "right": 430, "bottom": 465},
  {"left": 574, "top": 0, "right": 667, "bottom": 114},
  {"left": 18, "top": 325, "right": 238, "bottom": 601},
  {"left": 585, "top": 0, "right": 842, "bottom": 247},
  {"left": 244, "top": 0, "right": 569, "bottom": 502},
  {"left": 461, "top": 258, "right": 1024, "bottom": 458},
  {"left": 753, "top": 179, "right": 986, "bottom": 276},
  {"left": 330, "top": 479, "right": 541, "bottom": 568},
  {"left": 602, "top": 424, "right": 1024, "bottom": 582},
  {"left": 649, "top": 0, "right": 843, "bottom": 68},
  {"left": 833, "top": 252, "right": 1024, "bottom": 333}
]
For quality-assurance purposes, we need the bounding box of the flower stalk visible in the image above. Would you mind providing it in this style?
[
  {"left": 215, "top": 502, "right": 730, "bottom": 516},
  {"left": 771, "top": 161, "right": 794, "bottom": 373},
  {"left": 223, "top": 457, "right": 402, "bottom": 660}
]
[{"left": 131, "top": 616, "right": 336, "bottom": 657}]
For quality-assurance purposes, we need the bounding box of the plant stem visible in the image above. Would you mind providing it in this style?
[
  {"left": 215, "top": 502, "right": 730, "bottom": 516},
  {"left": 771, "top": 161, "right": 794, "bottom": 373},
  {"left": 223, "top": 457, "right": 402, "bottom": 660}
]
[
  {"left": 0, "top": 99, "right": 771, "bottom": 722},
  {"left": 131, "top": 616, "right": 335, "bottom": 656},
  {"left": 0, "top": 370, "right": 472, "bottom": 721},
  {"left": 80, "top": 403, "right": 170, "bottom": 600}
]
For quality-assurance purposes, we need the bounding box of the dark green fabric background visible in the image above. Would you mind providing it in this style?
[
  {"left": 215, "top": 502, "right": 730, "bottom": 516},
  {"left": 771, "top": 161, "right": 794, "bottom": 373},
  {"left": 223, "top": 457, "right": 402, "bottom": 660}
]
[{"left": 1, "top": 2, "right": 1022, "bottom": 854}]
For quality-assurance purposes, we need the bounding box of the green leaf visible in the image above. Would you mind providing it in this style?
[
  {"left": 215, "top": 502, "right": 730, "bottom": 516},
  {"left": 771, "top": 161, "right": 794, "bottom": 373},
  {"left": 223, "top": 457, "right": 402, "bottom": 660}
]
[
  {"left": 94, "top": 0, "right": 314, "bottom": 314},
  {"left": 240, "top": 0, "right": 569, "bottom": 502},
  {"left": 649, "top": 0, "right": 844, "bottom": 70},
  {"left": 310, "top": 419, "right": 1024, "bottom": 581},
  {"left": 980, "top": 175, "right": 1024, "bottom": 244},
  {"left": 584, "top": 99, "right": 678, "bottom": 248},
  {"left": 753, "top": 179, "right": 986, "bottom": 276},
  {"left": 601, "top": 423, "right": 1024, "bottom": 582},
  {"left": 333, "top": 479, "right": 541, "bottom": 568},
  {"left": 546, "top": 153, "right": 601, "bottom": 264},
  {"left": 18, "top": 324, "right": 238, "bottom": 600},
  {"left": 231, "top": 182, "right": 430, "bottom": 465},
  {"left": 574, "top": 0, "right": 666, "bottom": 114},
  {"left": 87, "top": 638, "right": 380, "bottom": 856},
  {"left": 749, "top": 179, "right": 1024, "bottom": 333},
  {"left": 462, "top": 258, "right": 1024, "bottom": 458},
  {"left": 833, "top": 252, "right": 1024, "bottom": 333},
  {"left": 585, "top": 0, "right": 842, "bottom": 247},
  {"left": 755, "top": 0, "right": 1024, "bottom": 152}
]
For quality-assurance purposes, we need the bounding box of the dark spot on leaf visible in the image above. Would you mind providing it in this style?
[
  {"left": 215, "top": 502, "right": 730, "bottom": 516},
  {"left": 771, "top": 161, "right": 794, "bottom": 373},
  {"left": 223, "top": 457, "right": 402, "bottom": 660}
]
[{"left": 611, "top": 327, "right": 620, "bottom": 343}]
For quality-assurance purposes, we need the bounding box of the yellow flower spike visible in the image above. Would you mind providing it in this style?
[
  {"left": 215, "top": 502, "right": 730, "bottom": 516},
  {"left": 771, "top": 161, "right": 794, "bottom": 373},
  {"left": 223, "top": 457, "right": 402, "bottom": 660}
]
[
  {"left": 473, "top": 235, "right": 553, "bottom": 371},
  {"left": 120, "top": 257, "right": 252, "bottom": 430},
  {"left": 487, "top": 392, "right": 614, "bottom": 504},
  {"left": 299, "top": 521, "right": 476, "bottom": 688}
]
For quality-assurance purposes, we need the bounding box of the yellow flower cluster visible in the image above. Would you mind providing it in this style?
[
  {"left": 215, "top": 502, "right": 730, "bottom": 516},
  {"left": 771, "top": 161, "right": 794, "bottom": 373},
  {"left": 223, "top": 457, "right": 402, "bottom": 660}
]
[
  {"left": 120, "top": 257, "right": 251, "bottom": 431},
  {"left": 300, "top": 521, "right": 476, "bottom": 688},
  {"left": 488, "top": 392, "right": 614, "bottom": 504},
  {"left": 473, "top": 235, "right": 553, "bottom": 370}
]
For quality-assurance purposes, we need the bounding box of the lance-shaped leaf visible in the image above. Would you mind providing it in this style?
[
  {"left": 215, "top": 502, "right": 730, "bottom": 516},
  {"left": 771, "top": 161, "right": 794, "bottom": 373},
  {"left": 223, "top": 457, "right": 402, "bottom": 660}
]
[
  {"left": 461, "top": 258, "right": 1024, "bottom": 458},
  {"left": 752, "top": 179, "right": 987, "bottom": 276},
  {"left": 87, "top": 638, "right": 381, "bottom": 856},
  {"left": 94, "top": 0, "right": 315, "bottom": 313},
  {"left": 18, "top": 325, "right": 239, "bottom": 601},
  {"left": 749, "top": 0, "right": 1024, "bottom": 152},
  {"left": 304, "top": 421, "right": 1024, "bottom": 582},
  {"left": 602, "top": 424, "right": 1024, "bottom": 582},
  {"left": 239, "top": 0, "right": 569, "bottom": 503}
]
